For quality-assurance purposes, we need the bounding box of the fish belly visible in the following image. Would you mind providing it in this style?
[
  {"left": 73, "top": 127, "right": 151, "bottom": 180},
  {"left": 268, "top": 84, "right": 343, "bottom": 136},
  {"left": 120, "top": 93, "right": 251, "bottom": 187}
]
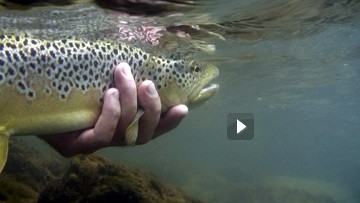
[{"left": 0, "top": 82, "right": 102, "bottom": 136}]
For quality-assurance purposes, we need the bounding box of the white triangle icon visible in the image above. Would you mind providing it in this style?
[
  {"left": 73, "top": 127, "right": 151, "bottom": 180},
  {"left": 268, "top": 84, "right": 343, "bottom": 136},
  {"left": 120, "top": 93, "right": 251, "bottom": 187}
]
[{"left": 237, "top": 119, "right": 247, "bottom": 134}]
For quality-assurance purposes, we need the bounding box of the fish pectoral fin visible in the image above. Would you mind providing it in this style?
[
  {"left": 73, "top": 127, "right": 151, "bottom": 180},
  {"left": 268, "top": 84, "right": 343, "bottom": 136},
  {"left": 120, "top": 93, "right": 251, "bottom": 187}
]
[
  {"left": 0, "top": 133, "right": 9, "bottom": 173},
  {"left": 124, "top": 109, "right": 145, "bottom": 146}
]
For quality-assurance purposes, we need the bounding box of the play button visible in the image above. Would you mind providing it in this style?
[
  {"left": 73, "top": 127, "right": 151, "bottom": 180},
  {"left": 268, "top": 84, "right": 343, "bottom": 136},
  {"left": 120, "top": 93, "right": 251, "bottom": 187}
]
[
  {"left": 227, "top": 113, "right": 254, "bottom": 140},
  {"left": 237, "top": 119, "right": 247, "bottom": 134}
]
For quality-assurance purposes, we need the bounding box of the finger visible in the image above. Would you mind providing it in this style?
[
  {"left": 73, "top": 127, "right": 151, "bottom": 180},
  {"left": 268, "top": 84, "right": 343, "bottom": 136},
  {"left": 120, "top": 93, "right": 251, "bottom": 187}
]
[
  {"left": 153, "top": 105, "right": 188, "bottom": 138},
  {"left": 112, "top": 62, "right": 137, "bottom": 144},
  {"left": 137, "top": 80, "right": 161, "bottom": 144},
  {"left": 41, "top": 89, "right": 121, "bottom": 157}
]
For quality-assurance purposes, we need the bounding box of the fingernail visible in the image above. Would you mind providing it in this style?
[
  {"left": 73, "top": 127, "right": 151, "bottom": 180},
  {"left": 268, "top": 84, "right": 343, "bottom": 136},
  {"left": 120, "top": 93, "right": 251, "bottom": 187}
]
[
  {"left": 122, "top": 64, "right": 131, "bottom": 77},
  {"left": 147, "top": 82, "right": 157, "bottom": 95}
]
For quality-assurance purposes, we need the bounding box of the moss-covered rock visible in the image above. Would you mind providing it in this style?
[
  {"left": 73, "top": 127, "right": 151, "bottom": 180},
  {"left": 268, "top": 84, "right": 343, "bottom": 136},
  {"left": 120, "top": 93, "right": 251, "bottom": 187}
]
[
  {"left": 38, "top": 154, "right": 200, "bottom": 202},
  {"left": 0, "top": 139, "right": 200, "bottom": 202}
]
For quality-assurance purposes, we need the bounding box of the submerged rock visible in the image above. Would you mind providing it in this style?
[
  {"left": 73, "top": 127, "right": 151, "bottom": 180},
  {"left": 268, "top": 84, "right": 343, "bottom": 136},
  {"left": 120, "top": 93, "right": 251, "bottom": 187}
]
[
  {"left": 0, "top": 139, "right": 64, "bottom": 202},
  {"left": 0, "top": 139, "right": 200, "bottom": 202},
  {"left": 38, "top": 154, "right": 200, "bottom": 202}
]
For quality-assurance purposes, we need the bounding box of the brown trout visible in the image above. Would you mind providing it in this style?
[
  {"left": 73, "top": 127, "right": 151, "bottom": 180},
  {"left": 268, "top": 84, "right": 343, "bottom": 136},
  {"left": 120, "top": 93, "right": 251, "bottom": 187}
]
[{"left": 0, "top": 35, "right": 219, "bottom": 172}]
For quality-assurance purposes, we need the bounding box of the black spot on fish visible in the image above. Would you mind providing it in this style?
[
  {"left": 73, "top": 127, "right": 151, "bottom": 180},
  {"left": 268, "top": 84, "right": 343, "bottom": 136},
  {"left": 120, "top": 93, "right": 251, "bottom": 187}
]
[
  {"left": 41, "top": 55, "right": 46, "bottom": 62},
  {"left": 0, "top": 59, "right": 4, "bottom": 66},
  {"left": 157, "top": 84, "right": 161, "bottom": 89},
  {"left": 50, "top": 51, "right": 56, "bottom": 59},
  {"left": 37, "top": 68, "right": 42, "bottom": 75},
  {"left": 91, "top": 50, "right": 97, "bottom": 56},
  {"left": 0, "top": 43, "right": 4, "bottom": 51},
  {"left": 157, "top": 68, "right": 162, "bottom": 73},
  {"left": 101, "top": 85, "right": 107, "bottom": 92},
  {"left": 51, "top": 63, "right": 56, "bottom": 70},
  {"left": 69, "top": 42, "right": 74, "bottom": 47},
  {"left": 19, "top": 66, "right": 26, "bottom": 76},
  {"left": 75, "top": 43, "right": 80, "bottom": 49},
  {"left": 83, "top": 74, "right": 88, "bottom": 81},
  {"left": 124, "top": 47, "right": 128, "bottom": 53},
  {"left": 78, "top": 54, "right": 82, "bottom": 61},
  {"left": 61, "top": 39, "right": 67, "bottom": 44},
  {"left": 46, "top": 69, "right": 51, "bottom": 77},
  {"left": 12, "top": 53, "right": 20, "bottom": 62},
  {"left": 17, "top": 81, "right": 26, "bottom": 90},
  {"left": 113, "top": 49, "right": 118, "bottom": 55},
  {"left": 30, "top": 63, "right": 36, "bottom": 70},
  {"left": 31, "top": 40, "right": 37, "bottom": 45},
  {"left": 105, "top": 69, "right": 110, "bottom": 77},
  {"left": 84, "top": 54, "right": 89, "bottom": 60},
  {"left": 28, "top": 90, "right": 34, "bottom": 98},
  {"left": 30, "top": 48, "right": 37, "bottom": 57},
  {"left": 46, "top": 42, "right": 51, "bottom": 49},
  {"left": 40, "top": 45, "right": 45, "bottom": 51},
  {"left": 143, "top": 54, "right": 148, "bottom": 60},
  {"left": 153, "top": 75, "right": 157, "bottom": 80},
  {"left": 15, "top": 36, "right": 20, "bottom": 42},
  {"left": 19, "top": 51, "right": 27, "bottom": 61},
  {"left": 139, "top": 59, "right": 143, "bottom": 67},
  {"left": 5, "top": 50, "right": 12, "bottom": 63},
  {"left": 60, "top": 47, "right": 65, "bottom": 55},
  {"left": 94, "top": 60, "right": 98, "bottom": 67}
]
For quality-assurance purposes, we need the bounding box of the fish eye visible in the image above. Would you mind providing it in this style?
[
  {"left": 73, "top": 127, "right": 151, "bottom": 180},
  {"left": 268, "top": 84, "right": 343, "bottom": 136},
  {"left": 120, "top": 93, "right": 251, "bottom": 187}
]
[{"left": 194, "top": 66, "right": 200, "bottom": 72}]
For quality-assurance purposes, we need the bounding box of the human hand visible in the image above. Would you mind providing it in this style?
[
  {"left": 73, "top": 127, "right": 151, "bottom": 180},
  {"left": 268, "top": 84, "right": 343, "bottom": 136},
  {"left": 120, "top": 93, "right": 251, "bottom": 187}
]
[{"left": 39, "top": 62, "right": 188, "bottom": 157}]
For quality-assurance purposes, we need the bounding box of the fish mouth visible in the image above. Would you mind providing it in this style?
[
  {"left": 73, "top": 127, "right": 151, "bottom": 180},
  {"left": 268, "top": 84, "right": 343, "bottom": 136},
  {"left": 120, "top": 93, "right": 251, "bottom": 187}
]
[{"left": 188, "top": 65, "right": 219, "bottom": 108}]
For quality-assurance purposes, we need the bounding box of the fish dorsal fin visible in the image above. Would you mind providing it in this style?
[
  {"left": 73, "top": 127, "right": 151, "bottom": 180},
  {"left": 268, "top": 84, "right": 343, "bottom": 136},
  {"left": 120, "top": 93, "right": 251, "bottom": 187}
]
[
  {"left": 0, "top": 133, "right": 9, "bottom": 173},
  {"left": 124, "top": 108, "right": 145, "bottom": 146}
]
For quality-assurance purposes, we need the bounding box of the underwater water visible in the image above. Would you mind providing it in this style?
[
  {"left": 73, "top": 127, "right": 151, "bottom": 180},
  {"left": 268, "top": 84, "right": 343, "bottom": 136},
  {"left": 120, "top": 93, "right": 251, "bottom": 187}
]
[
  {"left": 3, "top": 0, "right": 359, "bottom": 202},
  {"left": 99, "top": 1, "right": 360, "bottom": 202}
]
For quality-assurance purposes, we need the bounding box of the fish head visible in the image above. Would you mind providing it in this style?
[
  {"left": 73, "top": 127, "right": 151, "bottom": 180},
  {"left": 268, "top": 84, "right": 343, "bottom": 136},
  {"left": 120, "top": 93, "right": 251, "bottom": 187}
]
[{"left": 153, "top": 59, "right": 219, "bottom": 110}]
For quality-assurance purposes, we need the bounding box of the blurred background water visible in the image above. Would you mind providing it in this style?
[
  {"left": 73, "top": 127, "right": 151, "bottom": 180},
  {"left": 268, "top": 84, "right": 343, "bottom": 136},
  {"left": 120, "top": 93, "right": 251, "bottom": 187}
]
[{"left": 3, "top": 0, "right": 359, "bottom": 202}]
